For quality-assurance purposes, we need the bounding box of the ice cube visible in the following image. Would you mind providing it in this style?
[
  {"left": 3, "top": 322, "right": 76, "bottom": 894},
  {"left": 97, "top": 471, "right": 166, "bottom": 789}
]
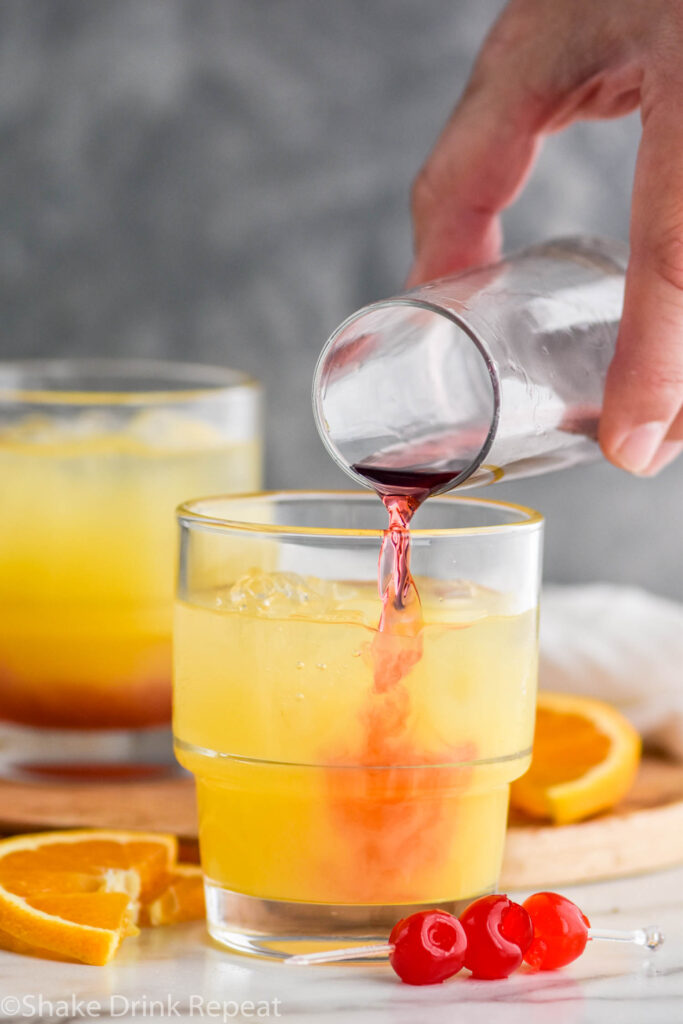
[
  {"left": 125, "top": 409, "right": 225, "bottom": 450},
  {"left": 228, "top": 569, "right": 333, "bottom": 618},
  {"left": 420, "top": 578, "right": 512, "bottom": 623},
  {"left": 430, "top": 579, "right": 478, "bottom": 603},
  {"left": 0, "top": 410, "right": 120, "bottom": 446},
  {"left": 0, "top": 413, "right": 56, "bottom": 444}
]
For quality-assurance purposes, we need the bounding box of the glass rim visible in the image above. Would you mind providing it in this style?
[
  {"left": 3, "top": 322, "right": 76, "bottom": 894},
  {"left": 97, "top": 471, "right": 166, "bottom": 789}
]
[
  {"left": 311, "top": 296, "right": 501, "bottom": 494},
  {"left": 0, "top": 358, "right": 260, "bottom": 406},
  {"left": 177, "top": 489, "right": 544, "bottom": 539}
]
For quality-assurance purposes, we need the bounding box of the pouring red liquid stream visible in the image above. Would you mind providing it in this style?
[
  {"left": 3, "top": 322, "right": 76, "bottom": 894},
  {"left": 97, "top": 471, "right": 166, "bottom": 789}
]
[
  {"left": 352, "top": 458, "right": 463, "bottom": 612},
  {"left": 353, "top": 458, "right": 475, "bottom": 749},
  {"left": 352, "top": 460, "right": 449, "bottom": 701}
]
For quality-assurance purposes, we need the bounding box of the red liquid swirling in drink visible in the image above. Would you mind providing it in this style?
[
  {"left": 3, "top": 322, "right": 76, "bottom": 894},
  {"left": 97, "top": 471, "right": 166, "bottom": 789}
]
[{"left": 325, "top": 464, "right": 474, "bottom": 904}]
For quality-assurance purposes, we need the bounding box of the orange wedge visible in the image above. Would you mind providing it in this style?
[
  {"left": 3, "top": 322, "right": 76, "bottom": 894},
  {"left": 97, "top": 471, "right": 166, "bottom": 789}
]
[
  {"left": 0, "top": 830, "right": 176, "bottom": 965},
  {"left": 139, "top": 863, "right": 205, "bottom": 926},
  {"left": 510, "top": 692, "right": 641, "bottom": 825}
]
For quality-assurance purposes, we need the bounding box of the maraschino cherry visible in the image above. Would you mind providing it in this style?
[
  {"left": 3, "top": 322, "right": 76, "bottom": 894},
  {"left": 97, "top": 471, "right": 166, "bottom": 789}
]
[
  {"left": 459, "top": 894, "right": 534, "bottom": 979},
  {"left": 523, "top": 891, "right": 590, "bottom": 970},
  {"left": 389, "top": 910, "right": 467, "bottom": 985}
]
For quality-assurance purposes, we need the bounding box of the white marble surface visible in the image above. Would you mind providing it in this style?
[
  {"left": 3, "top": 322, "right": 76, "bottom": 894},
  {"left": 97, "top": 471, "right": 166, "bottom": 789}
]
[{"left": 1, "top": 867, "right": 682, "bottom": 1024}]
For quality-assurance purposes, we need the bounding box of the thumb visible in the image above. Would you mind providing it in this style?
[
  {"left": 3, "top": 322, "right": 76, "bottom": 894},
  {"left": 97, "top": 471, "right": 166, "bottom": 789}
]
[{"left": 599, "top": 88, "right": 683, "bottom": 474}]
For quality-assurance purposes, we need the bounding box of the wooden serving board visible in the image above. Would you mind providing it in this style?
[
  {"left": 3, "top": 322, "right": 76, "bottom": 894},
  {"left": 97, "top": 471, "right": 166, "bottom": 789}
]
[
  {"left": 0, "top": 756, "right": 682, "bottom": 889},
  {"left": 501, "top": 755, "right": 683, "bottom": 888}
]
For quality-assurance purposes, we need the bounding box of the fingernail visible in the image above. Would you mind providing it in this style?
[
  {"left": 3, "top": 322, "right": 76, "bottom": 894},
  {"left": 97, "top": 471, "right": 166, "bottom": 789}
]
[
  {"left": 639, "top": 441, "right": 683, "bottom": 477},
  {"left": 614, "top": 421, "right": 668, "bottom": 474}
]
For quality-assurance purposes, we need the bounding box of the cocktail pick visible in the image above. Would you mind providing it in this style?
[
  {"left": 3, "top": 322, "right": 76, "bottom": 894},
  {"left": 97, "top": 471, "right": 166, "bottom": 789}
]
[
  {"left": 288, "top": 925, "right": 664, "bottom": 967},
  {"left": 288, "top": 942, "right": 393, "bottom": 965},
  {"left": 587, "top": 925, "right": 664, "bottom": 949}
]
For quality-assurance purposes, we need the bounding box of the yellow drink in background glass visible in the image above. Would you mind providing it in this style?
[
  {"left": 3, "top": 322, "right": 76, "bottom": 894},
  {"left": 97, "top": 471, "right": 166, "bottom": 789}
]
[
  {"left": 0, "top": 360, "right": 261, "bottom": 776},
  {"left": 174, "top": 492, "right": 542, "bottom": 957}
]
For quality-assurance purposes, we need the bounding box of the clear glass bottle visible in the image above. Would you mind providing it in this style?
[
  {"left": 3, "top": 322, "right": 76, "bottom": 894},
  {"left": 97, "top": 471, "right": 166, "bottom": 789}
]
[{"left": 313, "top": 237, "right": 627, "bottom": 492}]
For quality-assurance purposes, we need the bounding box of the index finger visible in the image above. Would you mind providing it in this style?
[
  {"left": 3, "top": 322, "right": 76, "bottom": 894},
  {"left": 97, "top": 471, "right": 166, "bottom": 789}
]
[{"left": 407, "top": 76, "right": 545, "bottom": 287}]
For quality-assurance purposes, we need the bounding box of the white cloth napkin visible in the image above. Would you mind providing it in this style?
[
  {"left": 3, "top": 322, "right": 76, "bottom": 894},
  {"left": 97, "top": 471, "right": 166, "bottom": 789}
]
[{"left": 539, "top": 584, "right": 683, "bottom": 760}]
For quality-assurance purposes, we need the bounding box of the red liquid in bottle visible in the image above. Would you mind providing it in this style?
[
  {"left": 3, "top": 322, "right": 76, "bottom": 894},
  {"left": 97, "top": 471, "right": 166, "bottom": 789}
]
[{"left": 350, "top": 463, "right": 468, "bottom": 501}]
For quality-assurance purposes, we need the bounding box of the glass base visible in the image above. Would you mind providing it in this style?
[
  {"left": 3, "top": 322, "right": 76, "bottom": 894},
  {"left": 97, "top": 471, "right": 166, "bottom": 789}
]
[
  {"left": 205, "top": 880, "right": 489, "bottom": 961},
  {"left": 0, "top": 722, "right": 180, "bottom": 781}
]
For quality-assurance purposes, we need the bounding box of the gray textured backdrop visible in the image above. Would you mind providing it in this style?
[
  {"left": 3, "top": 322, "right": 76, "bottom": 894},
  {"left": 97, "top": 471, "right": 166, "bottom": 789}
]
[{"left": 0, "top": 0, "right": 681, "bottom": 597}]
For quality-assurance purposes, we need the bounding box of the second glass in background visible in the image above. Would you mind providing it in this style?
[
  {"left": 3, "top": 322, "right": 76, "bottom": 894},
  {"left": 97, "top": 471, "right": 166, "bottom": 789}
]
[{"left": 0, "top": 359, "right": 262, "bottom": 778}]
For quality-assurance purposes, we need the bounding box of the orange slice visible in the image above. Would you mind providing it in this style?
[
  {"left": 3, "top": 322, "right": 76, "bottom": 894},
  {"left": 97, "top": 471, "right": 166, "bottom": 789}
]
[
  {"left": 510, "top": 692, "right": 641, "bottom": 825},
  {"left": 139, "top": 864, "right": 205, "bottom": 926},
  {"left": 0, "top": 830, "right": 176, "bottom": 965}
]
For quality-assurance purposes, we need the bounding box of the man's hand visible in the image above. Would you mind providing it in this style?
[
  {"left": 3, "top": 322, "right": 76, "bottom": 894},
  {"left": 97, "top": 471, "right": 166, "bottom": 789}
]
[{"left": 408, "top": 0, "right": 683, "bottom": 475}]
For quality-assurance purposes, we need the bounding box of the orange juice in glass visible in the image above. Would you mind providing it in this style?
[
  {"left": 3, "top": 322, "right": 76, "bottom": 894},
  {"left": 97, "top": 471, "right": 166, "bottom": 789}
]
[
  {"left": 0, "top": 360, "right": 261, "bottom": 777},
  {"left": 174, "top": 491, "right": 542, "bottom": 957}
]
